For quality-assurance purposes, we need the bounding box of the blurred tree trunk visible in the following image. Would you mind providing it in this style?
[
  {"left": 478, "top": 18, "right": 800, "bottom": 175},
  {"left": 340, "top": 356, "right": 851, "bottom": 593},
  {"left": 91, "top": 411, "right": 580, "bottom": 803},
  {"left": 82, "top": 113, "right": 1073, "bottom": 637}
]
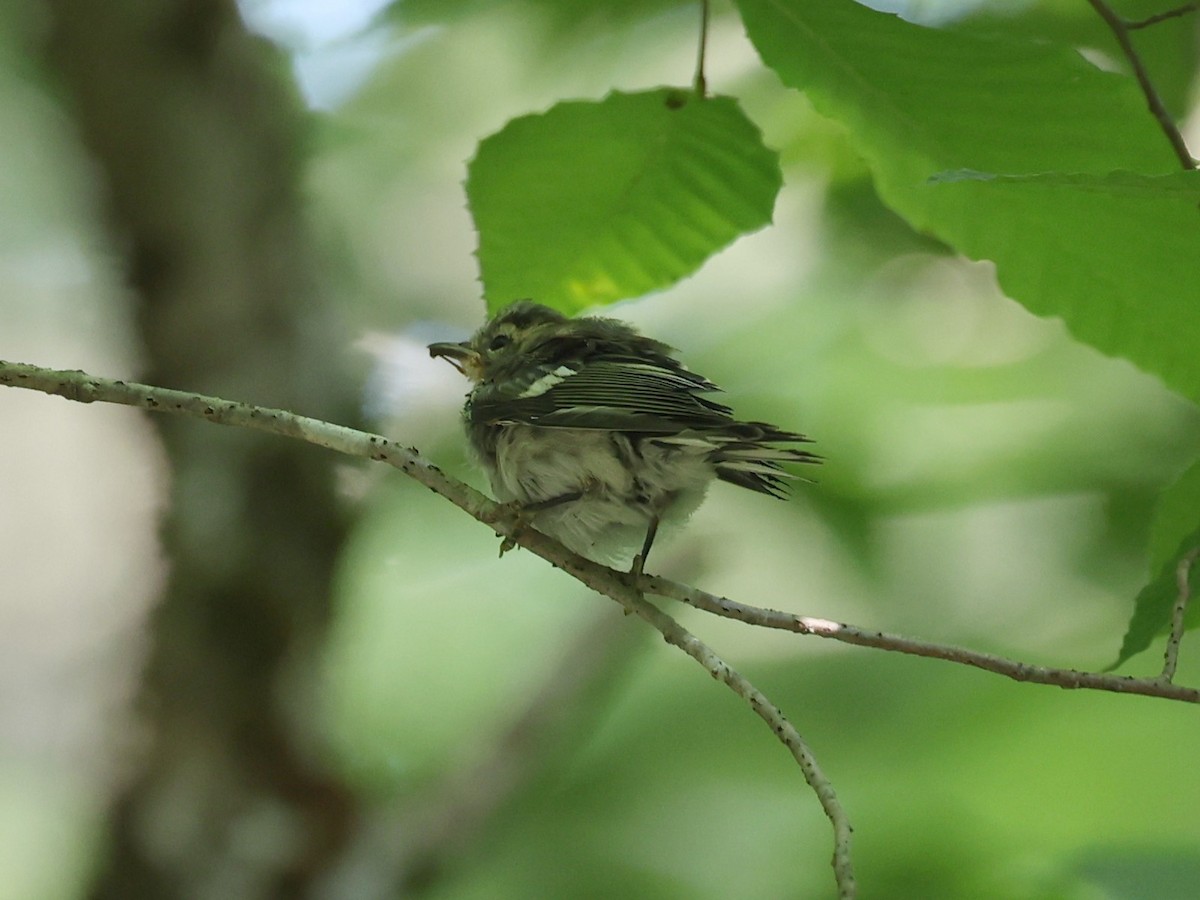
[{"left": 43, "top": 1, "right": 360, "bottom": 896}]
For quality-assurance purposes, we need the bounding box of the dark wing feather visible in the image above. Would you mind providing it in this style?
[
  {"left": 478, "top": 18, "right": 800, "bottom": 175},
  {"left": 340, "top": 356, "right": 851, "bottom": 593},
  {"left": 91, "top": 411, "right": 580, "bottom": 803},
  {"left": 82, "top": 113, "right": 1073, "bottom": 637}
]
[{"left": 470, "top": 358, "right": 735, "bottom": 433}]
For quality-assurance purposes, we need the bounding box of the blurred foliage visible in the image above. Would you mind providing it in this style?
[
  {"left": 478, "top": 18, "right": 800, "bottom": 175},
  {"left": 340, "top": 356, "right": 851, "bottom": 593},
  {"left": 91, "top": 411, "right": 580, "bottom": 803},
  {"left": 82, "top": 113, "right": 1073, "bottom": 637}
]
[
  {"left": 1120, "top": 457, "right": 1200, "bottom": 665},
  {"left": 395, "top": 0, "right": 694, "bottom": 29},
  {"left": 5, "top": 0, "right": 1200, "bottom": 897},
  {"left": 312, "top": 1, "right": 1200, "bottom": 896}
]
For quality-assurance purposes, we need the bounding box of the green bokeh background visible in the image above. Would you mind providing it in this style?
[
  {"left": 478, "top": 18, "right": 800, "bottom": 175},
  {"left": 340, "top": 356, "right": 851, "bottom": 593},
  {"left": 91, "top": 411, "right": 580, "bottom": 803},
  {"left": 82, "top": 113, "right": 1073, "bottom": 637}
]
[{"left": 2, "top": 1, "right": 1199, "bottom": 897}]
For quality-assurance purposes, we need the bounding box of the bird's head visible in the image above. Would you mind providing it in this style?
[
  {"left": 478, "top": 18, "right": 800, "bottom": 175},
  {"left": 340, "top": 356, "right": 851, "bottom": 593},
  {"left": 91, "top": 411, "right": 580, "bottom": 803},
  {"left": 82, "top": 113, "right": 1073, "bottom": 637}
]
[
  {"left": 430, "top": 300, "right": 658, "bottom": 387},
  {"left": 428, "top": 301, "right": 573, "bottom": 384}
]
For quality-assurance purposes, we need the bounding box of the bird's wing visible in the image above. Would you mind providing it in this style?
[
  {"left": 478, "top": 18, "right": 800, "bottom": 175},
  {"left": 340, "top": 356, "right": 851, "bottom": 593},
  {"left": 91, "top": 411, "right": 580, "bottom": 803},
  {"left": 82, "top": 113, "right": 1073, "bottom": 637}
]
[{"left": 469, "top": 358, "right": 734, "bottom": 433}]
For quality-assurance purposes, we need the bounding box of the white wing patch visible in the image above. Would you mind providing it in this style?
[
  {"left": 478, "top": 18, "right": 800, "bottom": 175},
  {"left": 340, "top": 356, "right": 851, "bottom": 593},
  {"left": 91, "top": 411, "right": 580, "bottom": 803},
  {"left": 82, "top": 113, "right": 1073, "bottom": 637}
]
[{"left": 518, "top": 365, "right": 577, "bottom": 399}]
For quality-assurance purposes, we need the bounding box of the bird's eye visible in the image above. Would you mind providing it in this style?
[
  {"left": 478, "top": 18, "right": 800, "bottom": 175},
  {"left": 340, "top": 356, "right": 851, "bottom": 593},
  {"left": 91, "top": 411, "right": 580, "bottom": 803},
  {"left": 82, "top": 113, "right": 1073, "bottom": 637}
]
[{"left": 488, "top": 333, "right": 512, "bottom": 351}]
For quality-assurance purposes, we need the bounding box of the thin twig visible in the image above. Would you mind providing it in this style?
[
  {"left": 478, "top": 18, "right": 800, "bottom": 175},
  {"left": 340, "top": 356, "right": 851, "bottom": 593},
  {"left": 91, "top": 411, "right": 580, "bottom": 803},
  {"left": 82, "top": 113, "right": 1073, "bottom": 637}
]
[
  {"left": 602, "top": 578, "right": 856, "bottom": 897},
  {"left": 693, "top": 0, "right": 710, "bottom": 97},
  {"left": 0, "top": 360, "right": 856, "bottom": 898},
  {"left": 1086, "top": 0, "right": 1197, "bottom": 169},
  {"left": 642, "top": 576, "right": 1200, "bottom": 703},
  {"left": 3, "top": 360, "right": 1197, "bottom": 712},
  {"left": 1126, "top": 2, "right": 1197, "bottom": 29},
  {"left": 1162, "top": 546, "right": 1199, "bottom": 682}
]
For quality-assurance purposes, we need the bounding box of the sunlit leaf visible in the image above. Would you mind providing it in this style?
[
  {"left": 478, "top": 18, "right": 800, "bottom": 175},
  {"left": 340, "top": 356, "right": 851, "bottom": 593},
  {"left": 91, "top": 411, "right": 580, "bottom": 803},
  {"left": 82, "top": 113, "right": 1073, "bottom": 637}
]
[
  {"left": 467, "top": 89, "right": 782, "bottom": 315},
  {"left": 735, "top": 0, "right": 1200, "bottom": 403}
]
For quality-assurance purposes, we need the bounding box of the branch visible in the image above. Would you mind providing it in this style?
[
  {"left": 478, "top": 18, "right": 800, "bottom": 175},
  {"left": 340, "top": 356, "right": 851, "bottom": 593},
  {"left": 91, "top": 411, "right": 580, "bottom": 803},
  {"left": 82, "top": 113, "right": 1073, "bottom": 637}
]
[
  {"left": 616, "top": 584, "right": 856, "bottom": 896},
  {"left": 644, "top": 576, "right": 1200, "bottom": 703},
  {"left": 1125, "top": 3, "right": 1197, "bottom": 30},
  {"left": 0, "top": 360, "right": 856, "bottom": 897},
  {"left": 1086, "top": 0, "right": 1197, "bottom": 169},
  {"left": 1162, "top": 546, "right": 1199, "bottom": 682}
]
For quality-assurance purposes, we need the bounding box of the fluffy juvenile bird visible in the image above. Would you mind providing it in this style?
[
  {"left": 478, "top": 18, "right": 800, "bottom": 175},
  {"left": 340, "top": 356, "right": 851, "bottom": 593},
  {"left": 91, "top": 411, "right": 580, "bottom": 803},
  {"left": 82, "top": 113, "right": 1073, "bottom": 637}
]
[{"left": 429, "top": 301, "right": 819, "bottom": 573}]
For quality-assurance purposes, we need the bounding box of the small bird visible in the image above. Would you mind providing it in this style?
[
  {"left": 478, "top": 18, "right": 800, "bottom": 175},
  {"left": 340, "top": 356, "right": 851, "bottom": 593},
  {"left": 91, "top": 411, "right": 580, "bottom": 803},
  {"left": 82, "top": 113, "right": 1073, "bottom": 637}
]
[{"left": 429, "top": 301, "right": 819, "bottom": 574}]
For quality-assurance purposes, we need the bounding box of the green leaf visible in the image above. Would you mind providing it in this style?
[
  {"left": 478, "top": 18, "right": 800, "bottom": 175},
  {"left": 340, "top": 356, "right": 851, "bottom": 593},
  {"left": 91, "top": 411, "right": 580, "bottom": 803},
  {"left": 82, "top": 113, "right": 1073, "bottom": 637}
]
[
  {"left": 467, "top": 89, "right": 782, "bottom": 315},
  {"left": 1115, "top": 530, "right": 1200, "bottom": 668},
  {"left": 734, "top": 0, "right": 1200, "bottom": 402},
  {"left": 1114, "top": 460, "right": 1200, "bottom": 666},
  {"left": 1150, "top": 460, "right": 1200, "bottom": 573},
  {"left": 958, "top": 0, "right": 1200, "bottom": 118},
  {"left": 931, "top": 169, "right": 1200, "bottom": 398}
]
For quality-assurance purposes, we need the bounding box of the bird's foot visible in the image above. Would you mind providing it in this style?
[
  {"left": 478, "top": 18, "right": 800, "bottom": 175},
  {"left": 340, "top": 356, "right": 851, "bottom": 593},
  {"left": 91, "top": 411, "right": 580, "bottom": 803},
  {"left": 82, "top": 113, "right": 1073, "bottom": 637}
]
[
  {"left": 481, "top": 500, "right": 530, "bottom": 557},
  {"left": 486, "top": 488, "right": 587, "bottom": 557}
]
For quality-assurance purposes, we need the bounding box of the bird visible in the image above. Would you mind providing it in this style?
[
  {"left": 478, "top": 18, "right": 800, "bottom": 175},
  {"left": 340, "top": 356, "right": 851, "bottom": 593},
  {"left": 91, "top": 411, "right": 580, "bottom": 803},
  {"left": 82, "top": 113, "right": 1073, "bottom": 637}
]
[{"left": 429, "top": 300, "right": 819, "bottom": 575}]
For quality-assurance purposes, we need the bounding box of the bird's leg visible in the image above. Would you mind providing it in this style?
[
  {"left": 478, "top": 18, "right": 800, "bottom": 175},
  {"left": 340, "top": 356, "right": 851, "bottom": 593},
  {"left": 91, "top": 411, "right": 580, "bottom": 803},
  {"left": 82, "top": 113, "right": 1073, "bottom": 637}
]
[
  {"left": 492, "top": 488, "right": 586, "bottom": 556},
  {"left": 630, "top": 515, "right": 660, "bottom": 579}
]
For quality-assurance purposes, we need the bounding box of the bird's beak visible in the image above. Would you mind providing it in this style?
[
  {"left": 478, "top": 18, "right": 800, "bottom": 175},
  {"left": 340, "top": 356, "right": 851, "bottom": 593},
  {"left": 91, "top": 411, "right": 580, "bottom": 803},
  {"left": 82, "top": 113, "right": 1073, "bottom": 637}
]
[{"left": 428, "top": 341, "right": 482, "bottom": 380}]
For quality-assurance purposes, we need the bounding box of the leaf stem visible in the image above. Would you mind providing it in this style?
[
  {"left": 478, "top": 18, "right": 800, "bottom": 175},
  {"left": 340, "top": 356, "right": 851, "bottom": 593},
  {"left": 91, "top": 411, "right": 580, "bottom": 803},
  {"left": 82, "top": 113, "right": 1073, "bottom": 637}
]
[
  {"left": 1162, "top": 546, "right": 1199, "bottom": 682},
  {"left": 1125, "top": 2, "right": 1197, "bottom": 30},
  {"left": 694, "top": 0, "right": 710, "bottom": 97},
  {"left": 1086, "top": 0, "right": 1196, "bottom": 169}
]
